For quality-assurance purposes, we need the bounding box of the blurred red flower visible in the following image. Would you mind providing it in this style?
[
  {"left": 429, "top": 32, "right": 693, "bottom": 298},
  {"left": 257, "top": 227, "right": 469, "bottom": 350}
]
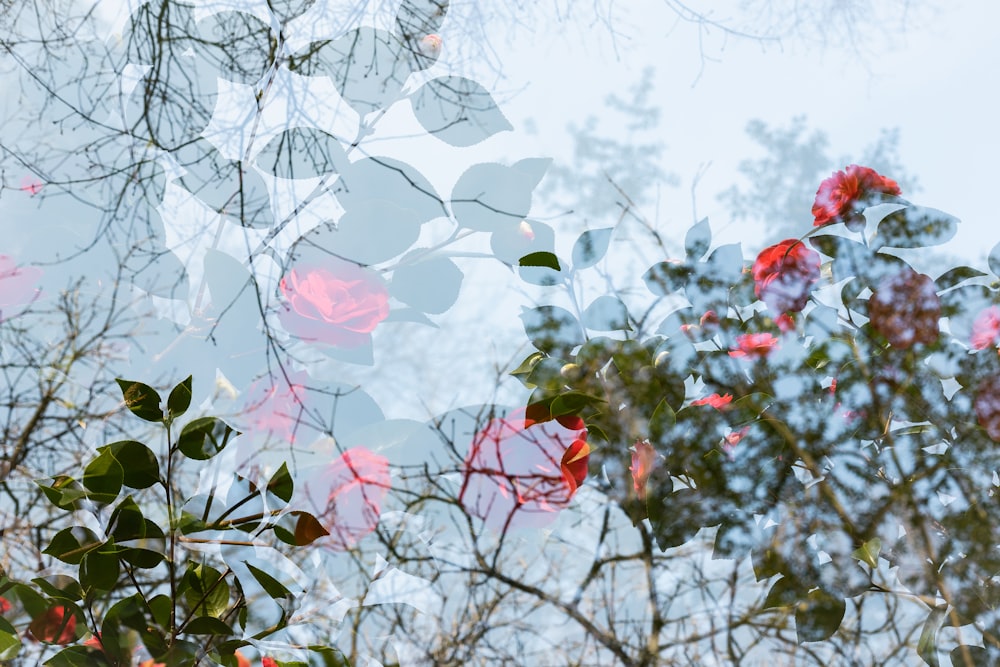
[
  {"left": 868, "top": 268, "right": 940, "bottom": 349},
  {"left": 304, "top": 447, "right": 391, "bottom": 551},
  {"left": 28, "top": 605, "right": 76, "bottom": 644},
  {"left": 262, "top": 658, "right": 278, "bottom": 667},
  {"left": 976, "top": 376, "right": 1000, "bottom": 442},
  {"left": 0, "top": 597, "right": 9, "bottom": 614},
  {"left": 691, "top": 393, "right": 733, "bottom": 409},
  {"left": 752, "top": 239, "right": 820, "bottom": 315},
  {"left": 971, "top": 306, "right": 1000, "bottom": 351},
  {"left": 630, "top": 439, "right": 658, "bottom": 501},
  {"left": 729, "top": 333, "right": 779, "bottom": 359},
  {"left": 812, "top": 164, "right": 901, "bottom": 228},
  {"left": 278, "top": 259, "right": 389, "bottom": 347},
  {"left": 460, "top": 410, "right": 589, "bottom": 532}
]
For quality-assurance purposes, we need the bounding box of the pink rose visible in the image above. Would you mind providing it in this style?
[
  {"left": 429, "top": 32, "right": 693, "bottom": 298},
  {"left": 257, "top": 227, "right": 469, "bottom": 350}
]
[
  {"left": 629, "top": 439, "right": 658, "bottom": 501},
  {"left": 971, "top": 306, "right": 1000, "bottom": 351},
  {"left": 459, "top": 410, "right": 588, "bottom": 532},
  {"left": 303, "top": 446, "right": 391, "bottom": 551},
  {"left": 278, "top": 260, "right": 389, "bottom": 347},
  {"left": 812, "top": 164, "right": 901, "bottom": 228},
  {"left": 729, "top": 333, "right": 779, "bottom": 359}
]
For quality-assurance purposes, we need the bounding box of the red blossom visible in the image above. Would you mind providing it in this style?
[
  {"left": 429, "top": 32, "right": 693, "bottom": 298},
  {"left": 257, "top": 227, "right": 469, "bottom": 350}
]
[
  {"left": 729, "top": 333, "right": 779, "bottom": 359},
  {"left": 971, "top": 306, "right": 1000, "bottom": 351},
  {"left": 263, "top": 658, "right": 278, "bottom": 667},
  {"left": 812, "top": 164, "right": 901, "bottom": 228},
  {"left": 278, "top": 259, "right": 389, "bottom": 348},
  {"left": 722, "top": 427, "right": 749, "bottom": 459},
  {"left": 752, "top": 239, "right": 821, "bottom": 316},
  {"left": 28, "top": 605, "right": 77, "bottom": 644},
  {"left": 460, "top": 410, "right": 588, "bottom": 532},
  {"left": 691, "top": 393, "right": 733, "bottom": 409},
  {"left": 868, "top": 268, "right": 940, "bottom": 349},
  {"left": 236, "top": 651, "right": 250, "bottom": 667},
  {"left": 630, "top": 439, "right": 658, "bottom": 501},
  {"left": 303, "top": 447, "right": 392, "bottom": 551},
  {"left": 0, "top": 597, "right": 9, "bottom": 614},
  {"left": 976, "top": 376, "right": 1000, "bottom": 442},
  {"left": 19, "top": 175, "right": 43, "bottom": 196},
  {"left": 775, "top": 313, "right": 796, "bottom": 333}
]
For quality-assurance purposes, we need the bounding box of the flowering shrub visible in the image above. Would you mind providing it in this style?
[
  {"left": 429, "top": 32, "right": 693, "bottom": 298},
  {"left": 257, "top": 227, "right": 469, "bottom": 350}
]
[
  {"left": 868, "top": 267, "right": 940, "bottom": 349},
  {"left": 812, "top": 164, "right": 901, "bottom": 228},
  {"left": 27, "top": 606, "right": 77, "bottom": 645},
  {"left": 459, "top": 410, "right": 589, "bottom": 532},
  {"left": 728, "top": 332, "right": 780, "bottom": 359},
  {"left": 278, "top": 259, "right": 389, "bottom": 348}
]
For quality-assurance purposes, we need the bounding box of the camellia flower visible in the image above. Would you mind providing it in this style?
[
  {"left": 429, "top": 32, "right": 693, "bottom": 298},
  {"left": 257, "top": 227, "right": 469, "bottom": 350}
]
[
  {"left": 239, "top": 371, "right": 309, "bottom": 444},
  {"left": 971, "top": 306, "right": 1000, "bottom": 351},
  {"left": 28, "top": 605, "right": 76, "bottom": 644},
  {"left": 0, "top": 597, "right": 9, "bottom": 614},
  {"left": 303, "top": 447, "right": 392, "bottom": 551},
  {"left": 868, "top": 268, "right": 940, "bottom": 349},
  {"left": 263, "top": 658, "right": 278, "bottom": 667},
  {"left": 752, "top": 239, "right": 821, "bottom": 316},
  {"left": 20, "top": 175, "right": 43, "bottom": 196},
  {"left": 630, "top": 439, "right": 658, "bottom": 501},
  {"left": 691, "top": 393, "right": 733, "bottom": 409},
  {"left": 812, "top": 164, "right": 901, "bottom": 228},
  {"left": 278, "top": 259, "right": 389, "bottom": 348},
  {"left": 729, "top": 333, "right": 779, "bottom": 359},
  {"left": 975, "top": 375, "right": 1000, "bottom": 442},
  {"left": 722, "top": 426, "right": 750, "bottom": 459},
  {"left": 418, "top": 33, "right": 442, "bottom": 57},
  {"left": 459, "top": 410, "right": 588, "bottom": 532}
]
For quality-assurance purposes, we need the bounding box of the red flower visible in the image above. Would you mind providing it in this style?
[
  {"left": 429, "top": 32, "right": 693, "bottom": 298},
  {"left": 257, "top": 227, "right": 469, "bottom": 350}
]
[
  {"left": 302, "top": 447, "right": 391, "bottom": 551},
  {"left": 236, "top": 651, "right": 250, "bottom": 667},
  {"left": 868, "top": 268, "right": 940, "bottom": 349},
  {"left": 630, "top": 439, "right": 658, "bottom": 501},
  {"left": 976, "top": 376, "right": 1000, "bottom": 442},
  {"left": 752, "top": 239, "right": 820, "bottom": 315},
  {"left": 722, "top": 426, "right": 749, "bottom": 459},
  {"left": 459, "top": 409, "right": 588, "bottom": 532},
  {"left": 971, "top": 306, "right": 1000, "bottom": 350},
  {"left": 729, "top": 333, "right": 779, "bottom": 359},
  {"left": 263, "top": 658, "right": 278, "bottom": 667},
  {"left": 278, "top": 259, "right": 389, "bottom": 347},
  {"left": 28, "top": 605, "right": 77, "bottom": 644},
  {"left": 812, "top": 164, "right": 901, "bottom": 228},
  {"left": 20, "top": 175, "right": 43, "bottom": 196},
  {"left": 691, "top": 393, "right": 733, "bottom": 409}
]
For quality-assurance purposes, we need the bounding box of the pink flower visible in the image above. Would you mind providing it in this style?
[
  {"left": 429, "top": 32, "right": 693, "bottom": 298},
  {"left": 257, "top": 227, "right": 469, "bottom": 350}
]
[
  {"left": 302, "top": 447, "right": 391, "bottom": 551},
  {"left": 752, "top": 239, "right": 821, "bottom": 316},
  {"left": 418, "top": 34, "right": 442, "bottom": 57},
  {"left": 459, "top": 410, "right": 588, "bottom": 532},
  {"left": 971, "top": 306, "right": 1000, "bottom": 350},
  {"left": 729, "top": 333, "right": 779, "bottom": 359},
  {"left": 19, "top": 175, "right": 43, "bottom": 196},
  {"left": 691, "top": 393, "right": 733, "bottom": 409},
  {"left": 28, "top": 605, "right": 76, "bottom": 644},
  {"left": 722, "top": 427, "right": 749, "bottom": 459},
  {"left": 239, "top": 372, "right": 309, "bottom": 444},
  {"left": 0, "top": 256, "right": 42, "bottom": 313},
  {"left": 629, "top": 439, "right": 658, "bottom": 501},
  {"left": 812, "top": 165, "right": 901, "bottom": 228},
  {"left": 278, "top": 259, "right": 389, "bottom": 348}
]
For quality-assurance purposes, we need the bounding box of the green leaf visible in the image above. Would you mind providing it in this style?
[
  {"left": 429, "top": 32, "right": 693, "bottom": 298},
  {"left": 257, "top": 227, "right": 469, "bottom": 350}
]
[
  {"left": 273, "top": 511, "right": 330, "bottom": 546},
  {"left": 642, "top": 261, "right": 691, "bottom": 296},
  {"left": 685, "top": 217, "right": 711, "bottom": 259},
  {"left": 167, "top": 375, "right": 193, "bottom": 420},
  {"left": 935, "top": 266, "right": 988, "bottom": 292},
  {"left": 100, "top": 441, "right": 160, "bottom": 490},
  {"left": 509, "top": 352, "right": 544, "bottom": 379},
  {"left": 950, "top": 646, "right": 992, "bottom": 666},
  {"left": 851, "top": 537, "right": 882, "bottom": 569},
  {"left": 177, "top": 417, "right": 238, "bottom": 460},
  {"left": 571, "top": 227, "right": 613, "bottom": 269},
  {"left": 30, "top": 576, "right": 83, "bottom": 602},
  {"left": 183, "top": 616, "right": 234, "bottom": 635},
  {"left": 43, "top": 646, "right": 100, "bottom": 666},
  {"left": 763, "top": 576, "right": 802, "bottom": 609},
  {"left": 917, "top": 605, "right": 946, "bottom": 666},
  {"left": 648, "top": 488, "right": 703, "bottom": 551},
  {"left": 0, "top": 618, "right": 21, "bottom": 661},
  {"left": 116, "top": 379, "right": 164, "bottom": 423},
  {"left": 82, "top": 450, "right": 124, "bottom": 502},
  {"left": 183, "top": 564, "right": 230, "bottom": 619},
  {"left": 245, "top": 562, "right": 292, "bottom": 600},
  {"left": 795, "top": 589, "right": 845, "bottom": 643},
  {"left": 108, "top": 496, "right": 146, "bottom": 542},
  {"left": 266, "top": 463, "right": 294, "bottom": 504},
  {"left": 43, "top": 527, "right": 102, "bottom": 565},
  {"left": 80, "top": 548, "right": 120, "bottom": 594},
  {"left": 36, "top": 476, "right": 88, "bottom": 512},
  {"left": 307, "top": 645, "right": 352, "bottom": 667},
  {"left": 519, "top": 251, "right": 561, "bottom": 271}
]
